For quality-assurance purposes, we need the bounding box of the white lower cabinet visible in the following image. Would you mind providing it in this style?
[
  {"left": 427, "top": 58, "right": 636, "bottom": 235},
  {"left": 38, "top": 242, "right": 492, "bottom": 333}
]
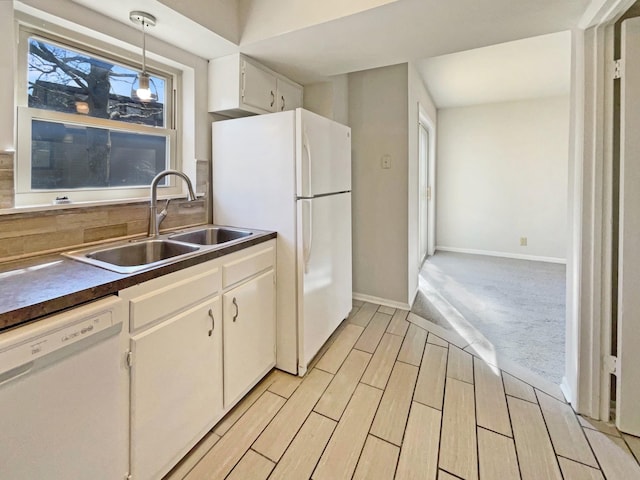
[
  {"left": 119, "top": 239, "right": 276, "bottom": 480},
  {"left": 223, "top": 269, "right": 276, "bottom": 407},
  {"left": 129, "top": 297, "right": 222, "bottom": 480}
]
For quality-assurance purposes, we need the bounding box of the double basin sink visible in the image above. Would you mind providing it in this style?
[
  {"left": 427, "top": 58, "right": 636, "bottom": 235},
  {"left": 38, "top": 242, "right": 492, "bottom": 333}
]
[{"left": 64, "top": 226, "right": 254, "bottom": 274}]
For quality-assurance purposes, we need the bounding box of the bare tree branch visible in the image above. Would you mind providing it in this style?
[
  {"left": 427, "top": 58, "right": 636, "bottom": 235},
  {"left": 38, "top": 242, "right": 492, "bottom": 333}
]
[{"left": 29, "top": 41, "right": 89, "bottom": 90}]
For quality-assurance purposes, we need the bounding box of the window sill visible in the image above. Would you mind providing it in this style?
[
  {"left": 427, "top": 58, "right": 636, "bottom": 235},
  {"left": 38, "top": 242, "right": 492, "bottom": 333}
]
[{"left": 0, "top": 193, "right": 206, "bottom": 216}]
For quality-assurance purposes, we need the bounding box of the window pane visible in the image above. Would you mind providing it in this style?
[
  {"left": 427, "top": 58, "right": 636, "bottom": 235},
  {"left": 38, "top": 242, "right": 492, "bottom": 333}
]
[
  {"left": 31, "top": 119, "right": 168, "bottom": 189},
  {"left": 28, "top": 38, "right": 165, "bottom": 127}
]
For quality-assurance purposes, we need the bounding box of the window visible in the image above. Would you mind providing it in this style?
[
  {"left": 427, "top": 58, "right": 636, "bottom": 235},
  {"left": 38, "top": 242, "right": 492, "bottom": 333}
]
[{"left": 16, "top": 28, "right": 180, "bottom": 206}]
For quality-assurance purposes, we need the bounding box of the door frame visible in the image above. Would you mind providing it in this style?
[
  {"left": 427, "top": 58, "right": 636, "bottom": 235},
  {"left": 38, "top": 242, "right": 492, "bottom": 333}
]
[
  {"left": 418, "top": 103, "right": 436, "bottom": 263},
  {"left": 616, "top": 15, "right": 640, "bottom": 434},
  {"left": 418, "top": 117, "right": 429, "bottom": 263},
  {"left": 566, "top": 0, "right": 636, "bottom": 419}
]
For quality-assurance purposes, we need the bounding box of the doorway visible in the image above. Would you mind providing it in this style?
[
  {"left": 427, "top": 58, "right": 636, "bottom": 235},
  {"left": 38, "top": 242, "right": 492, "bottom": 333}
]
[
  {"left": 569, "top": 0, "right": 640, "bottom": 431},
  {"left": 414, "top": 35, "right": 571, "bottom": 386},
  {"left": 611, "top": 5, "right": 640, "bottom": 436}
]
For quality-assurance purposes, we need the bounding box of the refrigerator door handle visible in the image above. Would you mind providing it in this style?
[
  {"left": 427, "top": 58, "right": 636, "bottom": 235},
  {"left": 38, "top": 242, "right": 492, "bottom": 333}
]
[
  {"left": 302, "top": 131, "right": 312, "bottom": 197},
  {"left": 303, "top": 199, "right": 313, "bottom": 274}
]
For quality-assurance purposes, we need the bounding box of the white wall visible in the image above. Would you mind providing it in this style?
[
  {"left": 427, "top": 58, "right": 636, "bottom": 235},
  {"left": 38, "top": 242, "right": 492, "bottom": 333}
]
[
  {"left": 303, "top": 74, "right": 349, "bottom": 124},
  {"left": 0, "top": 2, "right": 14, "bottom": 152},
  {"left": 304, "top": 83, "right": 334, "bottom": 118},
  {"left": 436, "top": 96, "right": 570, "bottom": 261},
  {"left": 349, "top": 63, "right": 409, "bottom": 306}
]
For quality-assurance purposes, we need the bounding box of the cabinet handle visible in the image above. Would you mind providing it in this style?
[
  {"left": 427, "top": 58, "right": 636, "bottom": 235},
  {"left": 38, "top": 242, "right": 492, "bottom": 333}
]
[
  {"left": 232, "top": 297, "right": 239, "bottom": 322},
  {"left": 270, "top": 91, "right": 275, "bottom": 108},
  {"left": 208, "top": 309, "right": 215, "bottom": 337},
  {"left": 281, "top": 95, "right": 285, "bottom": 111}
]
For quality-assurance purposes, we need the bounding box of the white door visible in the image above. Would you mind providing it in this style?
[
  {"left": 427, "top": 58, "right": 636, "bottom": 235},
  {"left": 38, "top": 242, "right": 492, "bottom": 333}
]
[
  {"left": 419, "top": 122, "right": 430, "bottom": 263},
  {"left": 296, "top": 109, "right": 351, "bottom": 197},
  {"left": 276, "top": 78, "right": 303, "bottom": 112},
  {"left": 130, "top": 297, "right": 222, "bottom": 480},
  {"left": 617, "top": 17, "right": 640, "bottom": 436},
  {"left": 241, "top": 59, "right": 277, "bottom": 113},
  {"left": 297, "top": 193, "right": 352, "bottom": 373},
  {"left": 223, "top": 270, "right": 276, "bottom": 407}
]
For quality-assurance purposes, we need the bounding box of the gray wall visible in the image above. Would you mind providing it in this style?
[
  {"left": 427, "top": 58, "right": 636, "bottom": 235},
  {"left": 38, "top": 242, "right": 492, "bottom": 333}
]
[{"left": 349, "top": 64, "right": 409, "bottom": 305}]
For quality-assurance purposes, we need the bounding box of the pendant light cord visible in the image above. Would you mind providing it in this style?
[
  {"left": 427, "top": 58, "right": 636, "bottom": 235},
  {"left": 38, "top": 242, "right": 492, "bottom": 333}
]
[
  {"left": 129, "top": 11, "right": 156, "bottom": 99},
  {"left": 141, "top": 19, "right": 147, "bottom": 75}
]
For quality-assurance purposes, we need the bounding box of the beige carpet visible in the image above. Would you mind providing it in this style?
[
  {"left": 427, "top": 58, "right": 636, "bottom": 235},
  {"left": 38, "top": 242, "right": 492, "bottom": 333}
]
[{"left": 412, "top": 251, "right": 566, "bottom": 384}]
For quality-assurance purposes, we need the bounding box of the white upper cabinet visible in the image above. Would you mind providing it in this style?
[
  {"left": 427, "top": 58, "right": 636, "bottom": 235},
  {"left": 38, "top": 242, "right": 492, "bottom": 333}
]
[
  {"left": 276, "top": 76, "right": 303, "bottom": 112},
  {"left": 242, "top": 59, "right": 278, "bottom": 113},
  {"left": 208, "top": 53, "right": 303, "bottom": 117}
]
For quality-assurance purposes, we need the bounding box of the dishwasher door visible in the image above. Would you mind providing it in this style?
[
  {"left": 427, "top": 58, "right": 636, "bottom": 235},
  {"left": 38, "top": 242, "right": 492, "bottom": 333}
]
[{"left": 0, "top": 296, "right": 127, "bottom": 480}]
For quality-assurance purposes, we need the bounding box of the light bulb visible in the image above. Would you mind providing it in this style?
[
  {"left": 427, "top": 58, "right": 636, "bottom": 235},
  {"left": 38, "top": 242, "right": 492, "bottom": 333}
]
[
  {"left": 75, "top": 101, "right": 90, "bottom": 114},
  {"left": 136, "top": 73, "right": 152, "bottom": 101}
]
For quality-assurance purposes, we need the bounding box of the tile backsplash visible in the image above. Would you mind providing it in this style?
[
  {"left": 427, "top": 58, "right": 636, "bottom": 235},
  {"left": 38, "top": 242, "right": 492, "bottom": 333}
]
[
  {"left": 0, "top": 152, "right": 14, "bottom": 209},
  {"left": 0, "top": 153, "right": 210, "bottom": 261}
]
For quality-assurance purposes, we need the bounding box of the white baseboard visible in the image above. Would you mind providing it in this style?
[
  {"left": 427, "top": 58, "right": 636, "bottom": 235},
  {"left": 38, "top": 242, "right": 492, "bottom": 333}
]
[
  {"left": 353, "top": 292, "right": 410, "bottom": 311},
  {"left": 409, "top": 285, "right": 419, "bottom": 307},
  {"left": 435, "top": 246, "right": 566, "bottom": 264},
  {"left": 560, "top": 376, "right": 574, "bottom": 406}
]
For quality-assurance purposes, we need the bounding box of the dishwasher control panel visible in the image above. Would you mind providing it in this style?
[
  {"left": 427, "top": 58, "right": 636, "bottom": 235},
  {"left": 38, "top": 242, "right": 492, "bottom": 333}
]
[{"left": 0, "top": 297, "right": 120, "bottom": 375}]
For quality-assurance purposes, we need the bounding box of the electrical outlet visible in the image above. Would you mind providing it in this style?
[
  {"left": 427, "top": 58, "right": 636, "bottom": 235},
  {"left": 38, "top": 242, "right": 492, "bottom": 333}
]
[
  {"left": 381, "top": 154, "right": 392, "bottom": 169},
  {"left": 520, "top": 237, "right": 528, "bottom": 246}
]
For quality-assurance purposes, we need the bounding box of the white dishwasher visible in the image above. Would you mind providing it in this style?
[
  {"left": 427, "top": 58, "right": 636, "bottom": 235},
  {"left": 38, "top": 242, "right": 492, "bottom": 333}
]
[{"left": 0, "top": 295, "right": 127, "bottom": 480}]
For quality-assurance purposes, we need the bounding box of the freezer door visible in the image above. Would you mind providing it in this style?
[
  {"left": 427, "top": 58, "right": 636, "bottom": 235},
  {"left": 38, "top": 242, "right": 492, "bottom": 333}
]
[
  {"left": 296, "top": 109, "right": 351, "bottom": 197},
  {"left": 297, "top": 192, "right": 352, "bottom": 373}
]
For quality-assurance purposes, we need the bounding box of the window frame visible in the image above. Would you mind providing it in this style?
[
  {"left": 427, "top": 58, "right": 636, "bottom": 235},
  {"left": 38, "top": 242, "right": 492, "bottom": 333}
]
[{"left": 15, "top": 23, "right": 184, "bottom": 207}]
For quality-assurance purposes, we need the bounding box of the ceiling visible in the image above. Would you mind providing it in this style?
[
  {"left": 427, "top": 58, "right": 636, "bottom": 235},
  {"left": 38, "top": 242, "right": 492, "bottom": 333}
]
[
  {"left": 418, "top": 31, "right": 572, "bottom": 108},
  {"left": 68, "top": 0, "right": 590, "bottom": 105}
]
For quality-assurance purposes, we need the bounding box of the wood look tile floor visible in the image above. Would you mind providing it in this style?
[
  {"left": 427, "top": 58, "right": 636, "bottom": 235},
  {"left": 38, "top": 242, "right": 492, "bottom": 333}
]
[{"left": 165, "top": 302, "right": 640, "bottom": 480}]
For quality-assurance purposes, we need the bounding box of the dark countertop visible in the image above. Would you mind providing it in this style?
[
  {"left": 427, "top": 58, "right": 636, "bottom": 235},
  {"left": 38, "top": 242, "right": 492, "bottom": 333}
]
[{"left": 0, "top": 228, "right": 277, "bottom": 332}]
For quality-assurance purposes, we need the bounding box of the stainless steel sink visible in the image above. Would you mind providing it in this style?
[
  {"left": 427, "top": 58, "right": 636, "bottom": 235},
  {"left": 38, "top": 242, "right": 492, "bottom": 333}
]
[
  {"left": 65, "top": 240, "right": 200, "bottom": 274},
  {"left": 169, "top": 227, "right": 252, "bottom": 245},
  {"left": 63, "top": 225, "right": 262, "bottom": 274},
  {"left": 88, "top": 240, "right": 199, "bottom": 266}
]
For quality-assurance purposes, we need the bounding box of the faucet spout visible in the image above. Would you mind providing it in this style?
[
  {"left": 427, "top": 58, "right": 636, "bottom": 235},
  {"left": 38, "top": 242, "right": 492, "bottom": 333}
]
[{"left": 149, "top": 169, "right": 197, "bottom": 237}]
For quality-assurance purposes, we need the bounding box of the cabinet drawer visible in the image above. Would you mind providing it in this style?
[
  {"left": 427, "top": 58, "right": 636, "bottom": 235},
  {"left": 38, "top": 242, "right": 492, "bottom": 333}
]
[
  {"left": 223, "top": 244, "right": 274, "bottom": 288},
  {"left": 126, "top": 267, "right": 221, "bottom": 331}
]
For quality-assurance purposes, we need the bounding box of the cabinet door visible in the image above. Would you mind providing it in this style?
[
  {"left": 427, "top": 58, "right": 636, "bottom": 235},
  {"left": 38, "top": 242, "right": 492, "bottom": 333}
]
[
  {"left": 241, "top": 59, "right": 277, "bottom": 113},
  {"left": 277, "top": 78, "right": 303, "bottom": 112},
  {"left": 223, "top": 270, "right": 276, "bottom": 407},
  {"left": 130, "top": 297, "right": 222, "bottom": 480}
]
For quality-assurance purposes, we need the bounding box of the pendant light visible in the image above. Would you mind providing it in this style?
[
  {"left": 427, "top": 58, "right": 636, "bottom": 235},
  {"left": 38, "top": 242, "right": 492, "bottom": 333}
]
[{"left": 129, "top": 11, "right": 156, "bottom": 102}]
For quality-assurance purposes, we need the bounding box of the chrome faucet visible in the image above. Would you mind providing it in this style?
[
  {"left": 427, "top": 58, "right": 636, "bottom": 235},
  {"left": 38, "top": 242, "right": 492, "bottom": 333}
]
[{"left": 149, "top": 169, "right": 197, "bottom": 237}]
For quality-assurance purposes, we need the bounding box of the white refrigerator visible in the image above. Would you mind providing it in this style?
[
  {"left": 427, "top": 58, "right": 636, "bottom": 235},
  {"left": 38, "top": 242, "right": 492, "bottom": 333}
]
[{"left": 212, "top": 108, "right": 352, "bottom": 376}]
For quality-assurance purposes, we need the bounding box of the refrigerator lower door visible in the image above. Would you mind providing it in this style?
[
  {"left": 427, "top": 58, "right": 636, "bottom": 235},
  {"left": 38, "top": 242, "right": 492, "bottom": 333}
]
[{"left": 296, "top": 192, "right": 352, "bottom": 374}]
